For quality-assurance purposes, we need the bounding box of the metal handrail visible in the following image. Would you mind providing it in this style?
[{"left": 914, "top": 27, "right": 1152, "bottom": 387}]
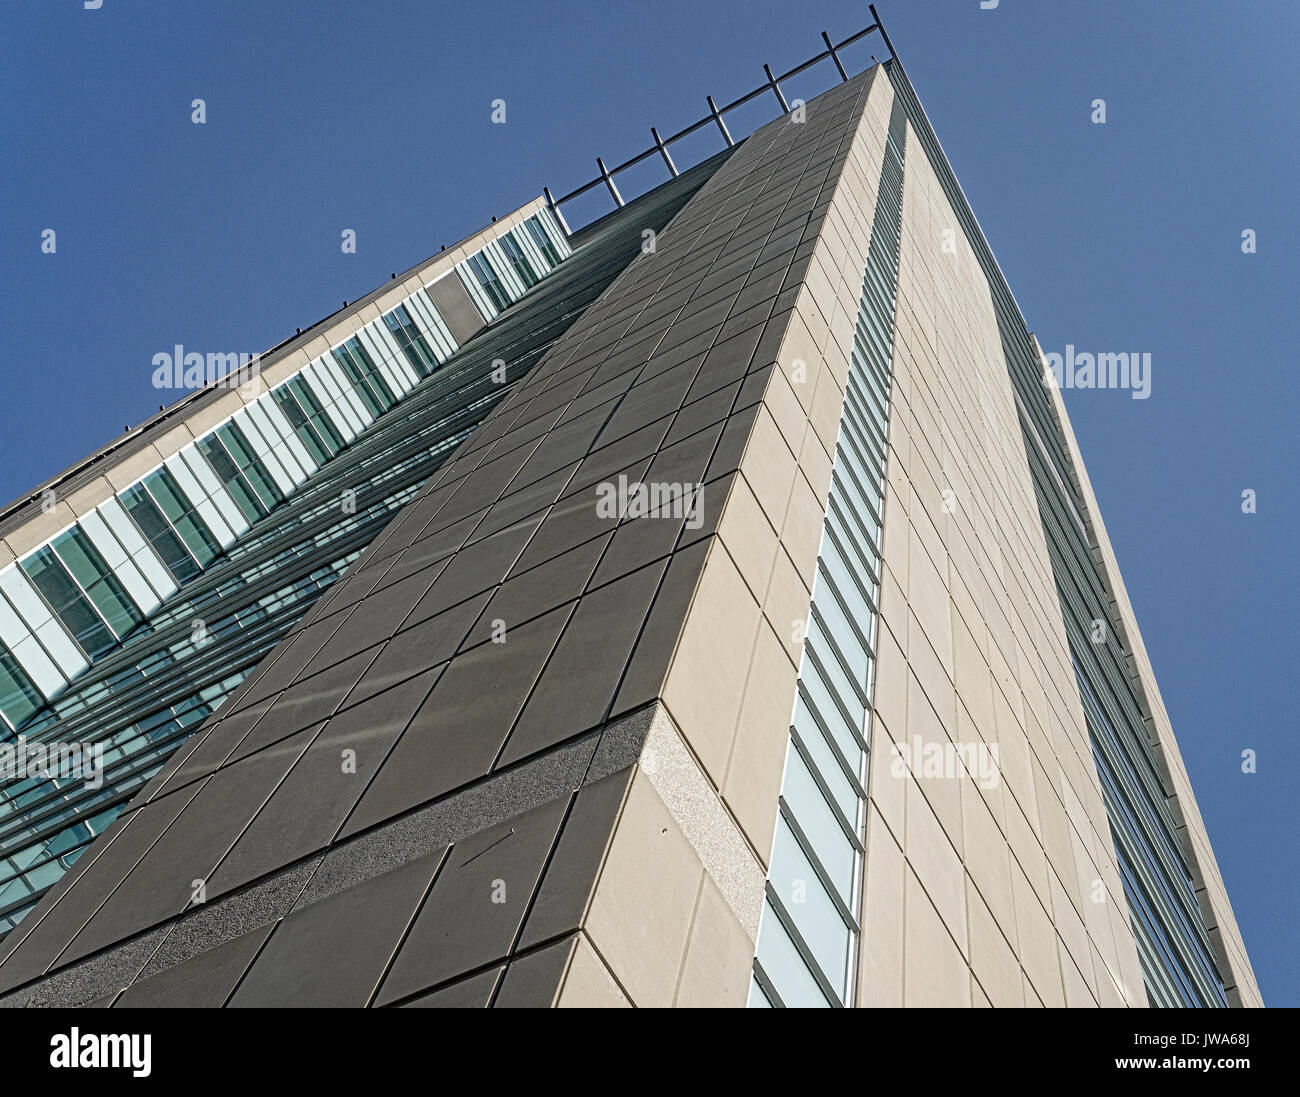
[{"left": 544, "top": 13, "right": 895, "bottom": 234}]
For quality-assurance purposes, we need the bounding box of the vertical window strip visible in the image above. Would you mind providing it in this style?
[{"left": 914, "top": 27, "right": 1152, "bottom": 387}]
[{"left": 751, "top": 98, "right": 908, "bottom": 1009}]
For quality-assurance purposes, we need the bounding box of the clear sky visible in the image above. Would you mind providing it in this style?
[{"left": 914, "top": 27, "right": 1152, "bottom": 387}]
[{"left": 2, "top": 0, "right": 1295, "bottom": 1006}]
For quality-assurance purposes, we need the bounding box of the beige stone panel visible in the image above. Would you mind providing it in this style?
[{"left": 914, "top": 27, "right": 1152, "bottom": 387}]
[
  {"left": 906, "top": 621, "right": 956, "bottom": 740},
  {"left": 714, "top": 474, "right": 778, "bottom": 606},
  {"left": 674, "top": 875, "right": 753, "bottom": 1008},
  {"left": 795, "top": 426, "right": 835, "bottom": 511},
  {"left": 807, "top": 361, "right": 846, "bottom": 459},
  {"left": 1011, "top": 858, "right": 1065, "bottom": 1008},
  {"left": 951, "top": 605, "right": 996, "bottom": 740},
  {"left": 103, "top": 445, "right": 167, "bottom": 491},
  {"left": 1005, "top": 787, "right": 1051, "bottom": 913},
  {"left": 722, "top": 618, "right": 798, "bottom": 865},
  {"left": 867, "top": 708, "right": 905, "bottom": 842},
  {"left": 169, "top": 390, "right": 245, "bottom": 441},
  {"left": 2, "top": 501, "right": 77, "bottom": 559},
  {"left": 857, "top": 806, "right": 905, "bottom": 1007},
  {"left": 255, "top": 347, "right": 313, "bottom": 390},
  {"left": 880, "top": 484, "right": 910, "bottom": 593},
  {"left": 1048, "top": 864, "right": 1097, "bottom": 997},
  {"left": 905, "top": 529, "right": 952, "bottom": 677},
  {"left": 762, "top": 546, "right": 812, "bottom": 667},
  {"left": 904, "top": 780, "right": 966, "bottom": 955},
  {"left": 1060, "top": 944, "right": 1099, "bottom": 1008},
  {"left": 583, "top": 772, "right": 703, "bottom": 1008},
  {"left": 556, "top": 933, "right": 631, "bottom": 1008},
  {"left": 779, "top": 472, "right": 826, "bottom": 591},
  {"left": 871, "top": 621, "right": 907, "bottom": 761},
  {"left": 776, "top": 310, "right": 824, "bottom": 415},
  {"left": 65, "top": 477, "right": 116, "bottom": 518},
  {"left": 960, "top": 779, "right": 1017, "bottom": 946},
  {"left": 661, "top": 540, "right": 762, "bottom": 789},
  {"left": 966, "top": 877, "right": 1023, "bottom": 1007},
  {"left": 761, "top": 364, "right": 810, "bottom": 461},
  {"left": 737, "top": 405, "right": 798, "bottom": 534},
  {"left": 903, "top": 867, "right": 970, "bottom": 1008}
]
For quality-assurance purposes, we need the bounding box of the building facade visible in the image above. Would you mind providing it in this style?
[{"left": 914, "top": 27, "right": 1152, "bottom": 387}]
[{"left": 0, "top": 28, "right": 1259, "bottom": 1008}]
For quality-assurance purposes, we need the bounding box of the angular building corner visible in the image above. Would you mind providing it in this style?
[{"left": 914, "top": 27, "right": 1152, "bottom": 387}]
[{"left": 0, "top": 20, "right": 1258, "bottom": 1008}]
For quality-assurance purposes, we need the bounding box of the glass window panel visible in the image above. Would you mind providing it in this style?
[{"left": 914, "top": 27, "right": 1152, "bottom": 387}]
[
  {"left": 754, "top": 899, "right": 833, "bottom": 1009},
  {"left": 768, "top": 816, "right": 851, "bottom": 999},
  {"left": 782, "top": 745, "right": 856, "bottom": 903}
]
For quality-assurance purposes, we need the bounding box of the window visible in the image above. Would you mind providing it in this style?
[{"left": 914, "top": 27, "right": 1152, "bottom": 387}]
[
  {"left": 140, "top": 468, "right": 220, "bottom": 567},
  {"left": 286, "top": 378, "right": 345, "bottom": 457},
  {"left": 0, "top": 643, "right": 42, "bottom": 729},
  {"left": 214, "top": 423, "right": 283, "bottom": 513},
  {"left": 332, "top": 337, "right": 395, "bottom": 417},
  {"left": 499, "top": 232, "right": 538, "bottom": 288},
  {"left": 48, "top": 526, "right": 142, "bottom": 639},
  {"left": 466, "top": 253, "right": 511, "bottom": 312},
  {"left": 21, "top": 547, "right": 117, "bottom": 659},
  {"left": 197, "top": 434, "right": 267, "bottom": 523},
  {"left": 383, "top": 304, "right": 439, "bottom": 378},
  {"left": 524, "top": 214, "right": 563, "bottom": 266}
]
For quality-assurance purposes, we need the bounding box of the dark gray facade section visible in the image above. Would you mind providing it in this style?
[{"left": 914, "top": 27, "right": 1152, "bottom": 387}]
[
  {"left": 426, "top": 273, "right": 488, "bottom": 346},
  {"left": 0, "top": 68, "right": 878, "bottom": 1006}
]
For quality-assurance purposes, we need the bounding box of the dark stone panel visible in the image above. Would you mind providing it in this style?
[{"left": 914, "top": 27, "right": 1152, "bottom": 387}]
[
  {"left": 113, "top": 923, "right": 273, "bottom": 1008},
  {"left": 611, "top": 538, "right": 713, "bottom": 717},
  {"left": 474, "top": 461, "right": 577, "bottom": 541},
  {"left": 592, "top": 365, "right": 697, "bottom": 450},
  {"left": 462, "top": 533, "right": 610, "bottom": 650},
  {"left": 687, "top": 326, "right": 767, "bottom": 403},
  {"left": 367, "top": 515, "right": 471, "bottom": 591},
  {"left": 134, "top": 857, "right": 320, "bottom": 982},
  {"left": 517, "top": 768, "right": 635, "bottom": 950},
  {"left": 205, "top": 668, "right": 443, "bottom": 898},
  {"left": 58, "top": 727, "right": 318, "bottom": 967},
  {"left": 501, "top": 560, "right": 668, "bottom": 765},
  {"left": 492, "top": 936, "right": 578, "bottom": 1008},
  {"left": 507, "top": 477, "right": 633, "bottom": 576},
  {"left": 293, "top": 566, "right": 450, "bottom": 678},
  {"left": 398, "top": 965, "right": 502, "bottom": 1007},
  {"left": 145, "top": 698, "right": 275, "bottom": 802},
  {"left": 563, "top": 421, "right": 672, "bottom": 499},
  {"left": 227, "top": 612, "right": 352, "bottom": 715},
  {"left": 426, "top": 270, "right": 486, "bottom": 345},
  {"left": 372, "top": 795, "right": 570, "bottom": 1005},
  {"left": 341, "top": 590, "right": 490, "bottom": 709},
  {"left": 227, "top": 846, "right": 447, "bottom": 1007},
  {"left": 431, "top": 442, "right": 542, "bottom": 530},
  {"left": 704, "top": 404, "right": 762, "bottom": 483},
  {"left": 224, "top": 649, "right": 377, "bottom": 768},
  {"left": 402, "top": 515, "right": 543, "bottom": 628},
  {"left": 508, "top": 404, "right": 611, "bottom": 492},
  {"left": 664, "top": 374, "right": 742, "bottom": 443},
  {"left": 300, "top": 730, "right": 601, "bottom": 909},
  {"left": 0, "top": 785, "right": 203, "bottom": 994},
  {"left": 338, "top": 604, "right": 575, "bottom": 837}
]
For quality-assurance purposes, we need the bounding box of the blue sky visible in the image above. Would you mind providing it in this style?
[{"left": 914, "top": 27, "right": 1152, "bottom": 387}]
[{"left": 2, "top": 1, "right": 1295, "bottom": 1005}]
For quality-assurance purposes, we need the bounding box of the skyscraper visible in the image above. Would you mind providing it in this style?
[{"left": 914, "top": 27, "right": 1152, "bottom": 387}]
[{"left": 0, "top": 15, "right": 1259, "bottom": 1008}]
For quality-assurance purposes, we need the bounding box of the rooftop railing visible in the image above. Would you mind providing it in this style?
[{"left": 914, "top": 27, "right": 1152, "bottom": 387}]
[{"left": 544, "top": 6, "right": 897, "bottom": 234}]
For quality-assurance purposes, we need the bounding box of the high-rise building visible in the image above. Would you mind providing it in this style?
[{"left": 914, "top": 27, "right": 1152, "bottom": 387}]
[{"left": 0, "top": 16, "right": 1259, "bottom": 1008}]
